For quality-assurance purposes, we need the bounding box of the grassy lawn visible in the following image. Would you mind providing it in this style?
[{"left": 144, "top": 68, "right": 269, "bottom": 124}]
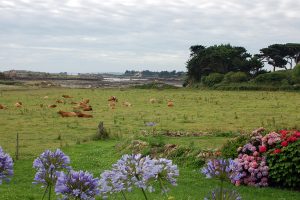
[
  {"left": 1, "top": 141, "right": 299, "bottom": 200},
  {"left": 0, "top": 87, "right": 300, "bottom": 199}
]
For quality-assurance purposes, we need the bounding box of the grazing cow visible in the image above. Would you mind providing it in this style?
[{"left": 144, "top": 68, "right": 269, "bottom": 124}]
[
  {"left": 122, "top": 101, "right": 132, "bottom": 107},
  {"left": 167, "top": 100, "right": 174, "bottom": 107},
  {"left": 0, "top": 104, "right": 7, "bottom": 109},
  {"left": 149, "top": 98, "right": 157, "bottom": 103},
  {"left": 108, "top": 96, "right": 118, "bottom": 102},
  {"left": 57, "top": 110, "right": 77, "bottom": 117},
  {"left": 15, "top": 101, "right": 22, "bottom": 108},
  {"left": 56, "top": 99, "right": 64, "bottom": 103},
  {"left": 62, "top": 95, "right": 72, "bottom": 98},
  {"left": 48, "top": 104, "right": 57, "bottom": 108},
  {"left": 76, "top": 112, "right": 93, "bottom": 118}
]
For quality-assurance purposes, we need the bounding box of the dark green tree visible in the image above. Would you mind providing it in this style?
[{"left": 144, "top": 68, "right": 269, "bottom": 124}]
[{"left": 186, "top": 44, "right": 263, "bottom": 83}]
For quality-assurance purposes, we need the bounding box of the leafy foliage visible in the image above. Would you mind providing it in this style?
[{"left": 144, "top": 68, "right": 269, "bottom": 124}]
[
  {"left": 201, "top": 73, "right": 224, "bottom": 86},
  {"left": 220, "top": 135, "right": 250, "bottom": 159},
  {"left": 224, "top": 72, "right": 248, "bottom": 83},
  {"left": 267, "top": 137, "right": 300, "bottom": 188}
]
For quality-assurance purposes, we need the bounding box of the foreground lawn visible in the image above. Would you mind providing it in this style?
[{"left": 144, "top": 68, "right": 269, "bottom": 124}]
[{"left": 1, "top": 141, "right": 299, "bottom": 200}]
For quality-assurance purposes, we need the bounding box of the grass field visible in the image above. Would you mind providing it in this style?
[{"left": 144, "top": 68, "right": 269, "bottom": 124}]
[{"left": 0, "top": 87, "right": 300, "bottom": 199}]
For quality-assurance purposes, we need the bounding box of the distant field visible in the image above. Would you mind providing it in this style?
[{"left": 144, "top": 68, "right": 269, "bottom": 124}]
[{"left": 1, "top": 87, "right": 300, "bottom": 157}]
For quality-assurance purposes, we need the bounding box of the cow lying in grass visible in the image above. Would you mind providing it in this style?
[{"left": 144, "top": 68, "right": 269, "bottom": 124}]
[
  {"left": 15, "top": 101, "right": 22, "bottom": 108},
  {"left": 0, "top": 104, "right": 7, "bottom": 109},
  {"left": 57, "top": 110, "right": 77, "bottom": 117}
]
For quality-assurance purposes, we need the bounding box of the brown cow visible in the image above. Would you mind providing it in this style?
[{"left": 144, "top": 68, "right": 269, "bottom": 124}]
[
  {"left": 0, "top": 104, "right": 7, "bottom": 109},
  {"left": 149, "top": 98, "right": 157, "bottom": 103},
  {"left": 15, "top": 101, "right": 22, "bottom": 108},
  {"left": 76, "top": 112, "right": 93, "bottom": 118},
  {"left": 57, "top": 110, "right": 77, "bottom": 117},
  {"left": 83, "top": 105, "right": 92, "bottom": 111},
  {"left": 81, "top": 99, "right": 90, "bottom": 104},
  {"left": 48, "top": 104, "right": 57, "bottom": 108},
  {"left": 56, "top": 99, "right": 64, "bottom": 103},
  {"left": 122, "top": 101, "right": 132, "bottom": 107},
  {"left": 108, "top": 96, "right": 118, "bottom": 102},
  {"left": 167, "top": 100, "right": 174, "bottom": 107},
  {"left": 62, "top": 95, "right": 72, "bottom": 98}
]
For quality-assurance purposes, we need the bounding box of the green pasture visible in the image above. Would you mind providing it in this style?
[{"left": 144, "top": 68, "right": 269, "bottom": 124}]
[
  {"left": 0, "top": 87, "right": 300, "bottom": 199},
  {"left": 1, "top": 88, "right": 300, "bottom": 156}
]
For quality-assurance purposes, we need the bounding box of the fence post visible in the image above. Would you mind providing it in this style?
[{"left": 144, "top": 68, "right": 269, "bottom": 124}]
[{"left": 16, "top": 132, "right": 19, "bottom": 160}]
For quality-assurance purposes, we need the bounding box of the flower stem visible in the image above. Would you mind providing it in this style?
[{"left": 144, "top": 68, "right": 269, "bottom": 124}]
[
  {"left": 48, "top": 185, "right": 52, "bottom": 200},
  {"left": 42, "top": 185, "right": 49, "bottom": 200},
  {"left": 141, "top": 188, "right": 149, "bottom": 200},
  {"left": 121, "top": 191, "right": 128, "bottom": 200},
  {"left": 159, "top": 177, "right": 169, "bottom": 198},
  {"left": 220, "top": 180, "right": 224, "bottom": 200}
]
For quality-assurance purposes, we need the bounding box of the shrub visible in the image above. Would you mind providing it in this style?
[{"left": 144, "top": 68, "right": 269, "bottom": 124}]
[
  {"left": 266, "top": 130, "right": 300, "bottom": 188},
  {"left": 292, "top": 64, "right": 300, "bottom": 83},
  {"left": 202, "top": 73, "right": 224, "bottom": 86},
  {"left": 224, "top": 72, "right": 248, "bottom": 83},
  {"left": 220, "top": 135, "right": 250, "bottom": 159},
  {"left": 254, "top": 71, "right": 291, "bottom": 84}
]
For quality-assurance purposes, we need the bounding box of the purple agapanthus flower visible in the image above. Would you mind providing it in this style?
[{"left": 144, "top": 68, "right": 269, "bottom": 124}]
[
  {"left": 99, "top": 169, "right": 131, "bottom": 199},
  {"left": 201, "top": 159, "right": 241, "bottom": 182},
  {"left": 99, "top": 154, "right": 180, "bottom": 198},
  {"left": 0, "top": 147, "right": 13, "bottom": 184},
  {"left": 154, "top": 158, "right": 179, "bottom": 186},
  {"left": 111, "top": 154, "right": 156, "bottom": 192},
  {"left": 55, "top": 170, "right": 100, "bottom": 200},
  {"left": 33, "top": 149, "right": 71, "bottom": 187}
]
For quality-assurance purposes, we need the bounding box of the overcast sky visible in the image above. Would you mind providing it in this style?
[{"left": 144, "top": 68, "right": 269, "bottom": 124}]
[{"left": 0, "top": 0, "right": 299, "bottom": 73}]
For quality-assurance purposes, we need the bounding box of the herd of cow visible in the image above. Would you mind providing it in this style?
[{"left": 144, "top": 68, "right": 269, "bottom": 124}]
[{"left": 0, "top": 95, "right": 174, "bottom": 119}]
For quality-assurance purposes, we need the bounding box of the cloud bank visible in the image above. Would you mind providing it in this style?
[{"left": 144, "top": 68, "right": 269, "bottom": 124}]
[{"left": 0, "top": 0, "right": 299, "bottom": 72}]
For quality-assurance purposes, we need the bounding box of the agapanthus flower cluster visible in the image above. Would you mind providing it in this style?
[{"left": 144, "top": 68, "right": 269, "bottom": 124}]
[
  {"left": 55, "top": 170, "right": 100, "bottom": 200},
  {"left": 201, "top": 159, "right": 241, "bottom": 182},
  {"left": 99, "top": 154, "right": 179, "bottom": 198},
  {"left": 33, "top": 149, "right": 71, "bottom": 187},
  {"left": 0, "top": 147, "right": 13, "bottom": 184},
  {"left": 204, "top": 188, "right": 242, "bottom": 200}
]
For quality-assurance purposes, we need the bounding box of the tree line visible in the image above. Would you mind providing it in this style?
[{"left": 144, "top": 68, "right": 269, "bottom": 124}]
[{"left": 186, "top": 43, "right": 300, "bottom": 84}]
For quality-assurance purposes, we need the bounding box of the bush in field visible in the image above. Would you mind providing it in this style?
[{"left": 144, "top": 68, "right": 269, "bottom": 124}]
[
  {"left": 292, "top": 64, "right": 300, "bottom": 83},
  {"left": 231, "top": 128, "right": 300, "bottom": 189},
  {"left": 220, "top": 135, "right": 250, "bottom": 159},
  {"left": 224, "top": 72, "right": 248, "bottom": 83},
  {"left": 254, "top": 71, "right": 291, "bottom": 84},
  {"left": 266, "top": 130, "right": 300, "bottom": 188},
  {"left": 202, "top": 73, "right": 224, "bottom": 86}
]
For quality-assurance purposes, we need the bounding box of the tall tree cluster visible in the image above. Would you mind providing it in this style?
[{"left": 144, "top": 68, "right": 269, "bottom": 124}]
[
  {"left": 186, "top": 43, "right": 300, "bottom": 83},
  {"left": 186, "top": 44, "right": 263, "bottom": 82}
]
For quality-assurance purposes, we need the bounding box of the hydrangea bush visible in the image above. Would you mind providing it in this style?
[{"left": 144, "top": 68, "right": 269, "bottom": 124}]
[
  {"left": 0, "top": 147, "right": 13, "bottom": 185},
  {"left": 232, "top": 128, "right": 300, "bottom": 188}
]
